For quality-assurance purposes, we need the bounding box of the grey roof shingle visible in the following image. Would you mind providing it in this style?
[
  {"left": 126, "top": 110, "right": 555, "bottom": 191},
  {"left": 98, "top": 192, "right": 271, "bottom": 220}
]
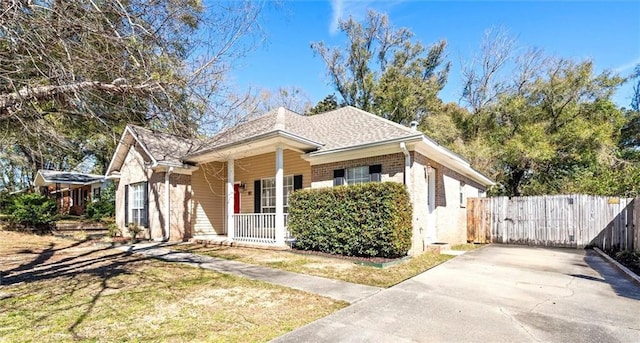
[
  {"left": 187, "top": 106, "right": 420, "bottom": 157},
  {"left": 127, "top": 125, "right": 203, "bottom": 166},
  {"left": 307, "top": 107, "right": 421, "bottom": 152},
  {"left": 201, "top": 108, "right": 324, "bottom": 148},
  {"left": 130, "top": 106, "right": 423, "bottom": 162}
]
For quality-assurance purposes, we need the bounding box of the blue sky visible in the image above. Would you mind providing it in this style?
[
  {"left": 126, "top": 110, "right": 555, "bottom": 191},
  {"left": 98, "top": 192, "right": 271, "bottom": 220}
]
[{"left": 231, "top": 1, "right": 640, "bottom": 109}]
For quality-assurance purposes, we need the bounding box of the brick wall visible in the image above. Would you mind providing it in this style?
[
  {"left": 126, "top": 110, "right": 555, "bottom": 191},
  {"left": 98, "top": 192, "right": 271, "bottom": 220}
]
[{"left": 311, "top": 153, "right": 405, "bottom": 188}]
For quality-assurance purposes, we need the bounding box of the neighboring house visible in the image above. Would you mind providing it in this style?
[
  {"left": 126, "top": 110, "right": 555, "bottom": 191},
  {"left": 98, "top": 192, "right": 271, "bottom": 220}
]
[
  {"left": 106, "top": 106, "right": 494, "bottom": 255},
  {"left": 34, "top": 170, "right": 106, "bottom": 215}
]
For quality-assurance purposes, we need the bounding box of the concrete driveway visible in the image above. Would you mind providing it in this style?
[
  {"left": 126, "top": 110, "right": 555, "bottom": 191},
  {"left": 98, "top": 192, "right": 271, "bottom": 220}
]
[{"left": 274, "top": 245, "right": 640, "bottom": 343}]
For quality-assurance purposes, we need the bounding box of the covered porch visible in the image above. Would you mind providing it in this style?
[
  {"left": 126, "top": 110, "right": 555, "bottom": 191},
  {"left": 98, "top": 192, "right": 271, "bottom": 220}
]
[{"left": 186, "top": 120, "right": 320, "bottom": 247}]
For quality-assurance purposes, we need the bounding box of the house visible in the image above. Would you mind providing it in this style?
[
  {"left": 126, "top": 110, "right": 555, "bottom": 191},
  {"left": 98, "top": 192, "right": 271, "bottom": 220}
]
[
  {"left": 34, "top": 170, "right": 106, "bottom": 215},
  {"left": 105, "top": 107, "right": 494, "bottom": 255}
]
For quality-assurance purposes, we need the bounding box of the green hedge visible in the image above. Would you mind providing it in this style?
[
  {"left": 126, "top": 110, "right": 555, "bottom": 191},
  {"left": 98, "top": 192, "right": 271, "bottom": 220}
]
[
  {"left": 85, "top": 183, "right": 115, "bottom": 220},
  {"left": 288, "top": 182, "right": 412, "bottom": 258},
  {"left": 9, "top": 193, "right": 57, "bottom": 230}
]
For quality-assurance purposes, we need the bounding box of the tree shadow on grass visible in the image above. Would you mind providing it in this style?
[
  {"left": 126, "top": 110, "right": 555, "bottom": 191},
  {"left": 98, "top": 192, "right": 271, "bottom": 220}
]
[{"left": 0, "top": 240, "right": 158, "bottom": 340}]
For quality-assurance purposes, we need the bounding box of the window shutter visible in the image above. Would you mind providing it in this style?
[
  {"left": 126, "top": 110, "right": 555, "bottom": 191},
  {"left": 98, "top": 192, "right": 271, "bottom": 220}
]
[
  {"left": 293, "top": 175, "right": 303, "bottom": 190},
  {"left": 254, "top": 180, "right": 261, "bottom": 213},
  {"left": 143, "top": 182, "right": 149, "bottom": 227},
  {"left": 369, "top": 164, "right": 382, "bottom": 182},
  {"left": 333, "top": 169, "right": 345, "bottom": 186},
  {"left": 124, "top": 184, "right": 129, "bottom": 225}
]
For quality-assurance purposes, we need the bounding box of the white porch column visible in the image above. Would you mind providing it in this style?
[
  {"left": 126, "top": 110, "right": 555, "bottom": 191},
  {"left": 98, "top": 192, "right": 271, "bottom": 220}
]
[
  {"left": 226, "top": 159, "right": 235, "bottom": 241},
  {"left": 275, "top": 147, "right": 285, "bottom": 245}
]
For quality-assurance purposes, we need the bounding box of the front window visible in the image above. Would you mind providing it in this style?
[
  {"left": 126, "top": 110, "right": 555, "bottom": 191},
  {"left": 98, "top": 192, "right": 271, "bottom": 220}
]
[
  {"left": 346, "top": 166, "right": 369, "bottom": 185},
  {"left": 130, "top": 183, "right": 146, "bottom": 226},
  {"left": 261, "top": 176, "right": 294, "bottom": 213}
]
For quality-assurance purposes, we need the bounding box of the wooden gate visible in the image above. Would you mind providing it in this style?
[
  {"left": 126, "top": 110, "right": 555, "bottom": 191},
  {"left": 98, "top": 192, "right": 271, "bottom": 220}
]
[{"left": 467, "top": 195, "right": 638, "bottom": 251}]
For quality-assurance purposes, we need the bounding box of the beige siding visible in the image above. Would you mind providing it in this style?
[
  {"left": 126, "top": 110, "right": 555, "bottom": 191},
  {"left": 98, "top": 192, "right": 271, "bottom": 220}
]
[
  {"left": 234, "top": 150, "right": 311, "bottom": 213},
  {"left": 191, "top": 162, "right": 226, "bottom": 235},
  {"left": 189, "top": 150, "right": 311, "bottom": 235}
]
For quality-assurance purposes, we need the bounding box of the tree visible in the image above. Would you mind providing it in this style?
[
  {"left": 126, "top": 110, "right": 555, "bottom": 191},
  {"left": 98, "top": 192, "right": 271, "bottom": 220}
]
[
  {"left": 307, "top": 94, "right": 340, "bottom": 115},
  {"left": 0, "top": 0, "right": 263, "bottom": 190},
  {"left": 311, "top": 10, "right": 450, "bottom": 125},
  {"left": 254, "top": 86, "right": 313, "bottom": 114},
  {"left": 631, "top": 64, "right": 640, "bottom": 112},
  {"left": 461, "top": 44, "right": 626, "bottom": 196}
]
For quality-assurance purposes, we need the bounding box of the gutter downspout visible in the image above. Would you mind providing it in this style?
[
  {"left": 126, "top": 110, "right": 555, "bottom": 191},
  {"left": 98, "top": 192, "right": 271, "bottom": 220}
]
[
  {"left": 164, "top": 167, "right": 173, "bottom": 241},
  {"left": 399, "top": 142, "right": 411, "bottom": 186}
]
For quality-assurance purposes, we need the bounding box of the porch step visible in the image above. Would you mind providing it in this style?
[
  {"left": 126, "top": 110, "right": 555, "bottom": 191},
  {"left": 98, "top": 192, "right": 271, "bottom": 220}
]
[
  {"left": 55, "top": 222, "right": 106, "bottom": 231},
  {"left": 426, "top": 242, "right": 451, "bottom": 254},
  {"left": 191, "top": 234, "right": 227, "bottom": 243},
  {"left": 440, "top": 249, "right": 466, "bottom": 256}
]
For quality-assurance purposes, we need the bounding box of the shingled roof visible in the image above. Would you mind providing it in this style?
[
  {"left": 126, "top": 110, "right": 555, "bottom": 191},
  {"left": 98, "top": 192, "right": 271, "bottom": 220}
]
[
  {"left": 306, "top": 106, "right": 422, "bottom": 152},
  {"left": 201, "top": 107, "right": 325, "bottom": 149},
  {"left": 35, "top": 170, "right": 104, "bottom": 186},
  {"left": 187, "top": 106, "right": 422, "bottom": 157},
  {"left": 108, "top": 106, "right": 491, "bottom": 185},
  {"left": 126, "top": 125, "right": 203, "bottom": 166}
]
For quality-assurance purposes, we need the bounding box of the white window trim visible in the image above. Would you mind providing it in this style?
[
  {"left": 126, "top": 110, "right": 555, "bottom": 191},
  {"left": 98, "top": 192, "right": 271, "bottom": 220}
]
[
  {"left": 130, "top": 182, "right": 146, "bottom": 227},
  {"left": 345, "top": 166, "right": 370, "bottom": 185},
  {"left": 261, "top": 175, "right": 294, "bottom": 213}
]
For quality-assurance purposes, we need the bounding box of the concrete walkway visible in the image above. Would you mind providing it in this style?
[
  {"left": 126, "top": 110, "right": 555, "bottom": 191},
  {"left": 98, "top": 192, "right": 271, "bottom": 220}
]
[
  {"left": 274, "top": 245, "right": 640, "bottom": 343},
  {"left": 116, "top": 243, "right": 381, "bottom": 303}
]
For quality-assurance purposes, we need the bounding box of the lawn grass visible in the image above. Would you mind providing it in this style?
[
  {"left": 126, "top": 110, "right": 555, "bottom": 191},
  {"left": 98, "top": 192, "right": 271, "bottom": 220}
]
[
  {"left": 0, "top": 230, "right": 346, "bottom": 342},
  {"left": 172, "top": 244, "right": 453, "bottom": 288},
  {"left": 450, "top": 243, "right": 485, "bottom": 251}
]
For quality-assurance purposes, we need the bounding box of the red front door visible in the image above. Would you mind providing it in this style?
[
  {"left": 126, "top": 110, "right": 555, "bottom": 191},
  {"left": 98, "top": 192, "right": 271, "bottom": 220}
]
[{"left": 233, "top": 184, "right": 240, "bottom": 214}]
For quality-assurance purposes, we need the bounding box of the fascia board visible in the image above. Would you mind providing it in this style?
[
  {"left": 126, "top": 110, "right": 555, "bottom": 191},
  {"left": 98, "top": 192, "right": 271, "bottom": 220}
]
[
  {"left": 305, "top": 134, "right": 423, "bottom": 159},
  {"left": 185, "top": 131, "right": 322, "bottom": 163}
]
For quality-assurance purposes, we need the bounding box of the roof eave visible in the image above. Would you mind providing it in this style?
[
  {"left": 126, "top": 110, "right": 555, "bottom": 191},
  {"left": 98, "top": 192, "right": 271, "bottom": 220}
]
[
  {"left": 306, "top": 134, "right": 423, "bottom": 157},
  {"left": 184, "top": 130, "right": 323, "bottom": 162},
  {"left": 416, "top": 137, "right": 495, "bottom": 187}
]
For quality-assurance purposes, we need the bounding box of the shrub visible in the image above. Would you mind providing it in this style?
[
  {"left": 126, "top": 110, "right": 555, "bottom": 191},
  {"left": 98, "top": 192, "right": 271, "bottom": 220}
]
[
  {"left": 107, "top": 222, "right": 121, "bottom": 237},
  {"left": 288, "top": 182, "right": 412, "bottom": 258},
  {"left": 9, "top": 193, "right": 57, "bottom": 231},
  {"left": 127, "top": 222, "right": 143, "bottom": 241},
  {"left": 0, "top": 191, "right": 16, "bottom": 215},
  {"left": 85, "top": 183, "right": 115, "bottom": 220}
]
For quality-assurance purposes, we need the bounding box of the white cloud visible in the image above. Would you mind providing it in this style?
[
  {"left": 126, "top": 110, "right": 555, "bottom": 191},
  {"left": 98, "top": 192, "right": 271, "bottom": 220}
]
[
  {"left": 329, "top": 0, "right": 344, "bottom": 35},
  {"left": 614, "top": 57, "right": 640, "bottom": 74}
]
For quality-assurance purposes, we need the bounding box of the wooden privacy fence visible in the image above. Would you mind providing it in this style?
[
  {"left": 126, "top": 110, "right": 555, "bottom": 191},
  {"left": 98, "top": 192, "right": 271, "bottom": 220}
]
[{"left": 467, "top": 195, "right": 640, "bottom": 251}]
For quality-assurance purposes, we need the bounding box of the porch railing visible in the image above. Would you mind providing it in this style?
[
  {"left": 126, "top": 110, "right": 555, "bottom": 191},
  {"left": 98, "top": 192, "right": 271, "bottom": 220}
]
[{"left": 233, "top": 213, "right": 291, "bottom": 244}]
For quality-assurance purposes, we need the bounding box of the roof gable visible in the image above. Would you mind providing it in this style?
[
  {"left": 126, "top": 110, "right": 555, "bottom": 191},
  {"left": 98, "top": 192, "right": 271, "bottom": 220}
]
[
  {"left": 106, "top": 125, "right": 202, "bottom": 175},
  {"left": 186, "top": 106, "right": 422, "bottom": 158}
]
